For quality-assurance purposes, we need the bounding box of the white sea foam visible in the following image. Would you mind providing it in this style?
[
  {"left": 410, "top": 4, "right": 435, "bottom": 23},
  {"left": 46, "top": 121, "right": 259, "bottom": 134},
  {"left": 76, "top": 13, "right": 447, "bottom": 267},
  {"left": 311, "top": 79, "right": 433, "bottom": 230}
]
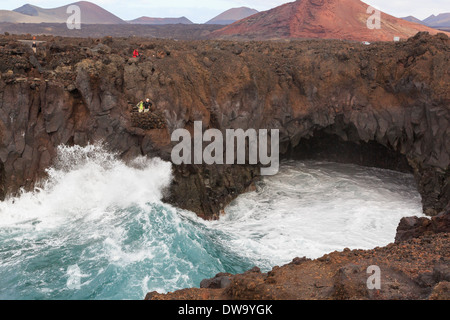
[
  {"left": 209, "top": 160, "right": 424, "bottom": 269},
  {"left": 0, "top": 145, "right": 424, "bottom": 299}
]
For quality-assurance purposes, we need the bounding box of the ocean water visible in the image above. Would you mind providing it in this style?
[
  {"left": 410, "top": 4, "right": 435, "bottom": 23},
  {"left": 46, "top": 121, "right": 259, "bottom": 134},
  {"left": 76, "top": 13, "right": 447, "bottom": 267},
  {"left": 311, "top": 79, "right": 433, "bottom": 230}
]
[{"left": 0, "top": 145, "right": 423, "bottom": 300}]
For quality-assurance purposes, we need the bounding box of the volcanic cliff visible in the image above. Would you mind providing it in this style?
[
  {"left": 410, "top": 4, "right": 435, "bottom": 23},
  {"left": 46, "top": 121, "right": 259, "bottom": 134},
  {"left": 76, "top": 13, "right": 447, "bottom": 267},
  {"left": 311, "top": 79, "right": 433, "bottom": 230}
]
[{"left": 1, "top": 32, "right": 449, "bottom": 218}]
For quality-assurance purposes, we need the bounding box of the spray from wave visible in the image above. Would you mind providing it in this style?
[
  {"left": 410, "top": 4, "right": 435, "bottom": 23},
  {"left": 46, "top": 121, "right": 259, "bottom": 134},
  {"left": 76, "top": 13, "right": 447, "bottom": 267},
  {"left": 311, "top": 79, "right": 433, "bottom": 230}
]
[
  {"left": 0, "top": 144, "right": 172, "bottom": 229},
  {"left": 0, "top": 144, "right": 250, "bottom": 299},
  {"left": 0, "top": 145, "right": 423, "bottom": 299}
]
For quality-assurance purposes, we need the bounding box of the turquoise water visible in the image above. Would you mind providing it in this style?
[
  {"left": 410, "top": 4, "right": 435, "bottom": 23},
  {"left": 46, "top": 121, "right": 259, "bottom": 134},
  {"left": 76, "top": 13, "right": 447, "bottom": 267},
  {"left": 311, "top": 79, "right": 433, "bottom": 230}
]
[
  {"left": 0, "top": 203, "right": 254, "bottom": 300},
  {"left": 0, "top": 145, "right": 423, "bottom": 300}
]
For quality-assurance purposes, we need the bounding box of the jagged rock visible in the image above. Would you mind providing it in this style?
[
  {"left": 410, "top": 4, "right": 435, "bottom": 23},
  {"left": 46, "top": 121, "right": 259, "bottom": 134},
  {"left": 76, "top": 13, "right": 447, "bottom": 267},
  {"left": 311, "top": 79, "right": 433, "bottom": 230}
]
[
  {"left": 131, "top": 111, "right": 167, "bottom": 130},
  {"left": 290, "top": 257, "right": 311, "bottom": 265},
  {"left": 29, "top": 55, "right": 43, "bottom": 73},
  {"left": 200, "top": 273, "right": 233, "bottom": 289},
  {"left": 395, "top": 211, "right": 450, "bottom": 243},
  {"left": 429, "top": 281, "right": 450, "bottom": 300}
]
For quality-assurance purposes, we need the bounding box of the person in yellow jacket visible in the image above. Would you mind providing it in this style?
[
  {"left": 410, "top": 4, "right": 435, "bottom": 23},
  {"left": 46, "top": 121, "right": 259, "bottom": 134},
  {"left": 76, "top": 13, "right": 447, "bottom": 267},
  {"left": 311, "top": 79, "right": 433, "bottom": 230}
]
[{"left": 136, "top": 101, "right": 144, "bottom": 113}]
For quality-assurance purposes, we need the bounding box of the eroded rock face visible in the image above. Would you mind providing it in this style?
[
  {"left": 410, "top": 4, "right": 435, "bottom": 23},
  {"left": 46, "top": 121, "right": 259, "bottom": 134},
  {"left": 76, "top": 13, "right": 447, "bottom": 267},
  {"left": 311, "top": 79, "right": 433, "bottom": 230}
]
[
  {"left": 0, "top": 160, "right": 5, "bottom": 201},
  {"left": 0, "top": 32, "right": 448, "bottom": 219}
]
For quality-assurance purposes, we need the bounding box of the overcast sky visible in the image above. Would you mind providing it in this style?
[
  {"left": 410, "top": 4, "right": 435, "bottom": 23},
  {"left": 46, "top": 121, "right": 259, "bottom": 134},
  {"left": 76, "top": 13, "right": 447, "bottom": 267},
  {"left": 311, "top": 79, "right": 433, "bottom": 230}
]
[{"left": 0, "top": 0, "right": 448, "bottom": 23}]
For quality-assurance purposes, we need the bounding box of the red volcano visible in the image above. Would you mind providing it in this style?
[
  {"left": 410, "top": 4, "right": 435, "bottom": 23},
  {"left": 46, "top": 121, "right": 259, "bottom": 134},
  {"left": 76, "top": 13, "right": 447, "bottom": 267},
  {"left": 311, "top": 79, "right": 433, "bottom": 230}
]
[{"left": 211, "top": 0, "right": 446, "bottom": 41}]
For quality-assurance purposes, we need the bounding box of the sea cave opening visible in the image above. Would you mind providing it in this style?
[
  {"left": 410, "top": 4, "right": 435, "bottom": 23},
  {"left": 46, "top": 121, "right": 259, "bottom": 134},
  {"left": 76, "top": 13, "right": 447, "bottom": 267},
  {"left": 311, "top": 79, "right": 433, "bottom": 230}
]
[
  {"left": 212, "top": 122, "right": 424, "bottom": 269},
  {"left": 282, "top": 124, "right": 413, "bottom": 174}
]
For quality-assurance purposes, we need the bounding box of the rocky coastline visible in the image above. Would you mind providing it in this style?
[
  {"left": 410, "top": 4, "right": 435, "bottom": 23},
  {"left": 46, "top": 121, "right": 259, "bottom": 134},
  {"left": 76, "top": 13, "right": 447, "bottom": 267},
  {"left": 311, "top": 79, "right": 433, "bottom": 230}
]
[{"left": 0, "top": 32, "right": 449, "bottom": 299}]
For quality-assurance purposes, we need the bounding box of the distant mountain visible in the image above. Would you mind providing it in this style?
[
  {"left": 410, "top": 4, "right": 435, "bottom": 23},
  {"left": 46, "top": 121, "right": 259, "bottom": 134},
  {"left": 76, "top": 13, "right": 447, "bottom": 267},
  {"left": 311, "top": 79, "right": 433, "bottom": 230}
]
[
  {"left": 128, "top": 16, "right": 193, "bottom": 25},
  {"left": 205, "top": 7, "right": 258, "bottom": 25},
  {"left": 401, "top": 16, "right": 425, "bottom": 25},
  {"left": 211, "top": 0, "right": 446, "bottom": 41},
  {"left": 401, "top": 13, "right": 450, "bottom": 28},
  {"left": 0, "top": 9, "right": 47, "bottom": 23},
  {"left": 423, "top": 13, "right": 450, "bottom": 27},
  {"left": 13, "top": 4, "right": 39, "bottom": 16},
  {"left": 10, "top": 1, "right": 125, "bottom": 24}
]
